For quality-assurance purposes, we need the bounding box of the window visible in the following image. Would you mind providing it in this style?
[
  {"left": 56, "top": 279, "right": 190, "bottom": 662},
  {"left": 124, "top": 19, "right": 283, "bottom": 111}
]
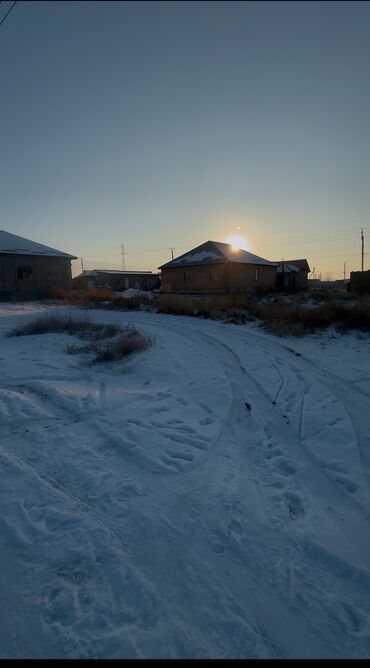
[
  {"left": 184, "top": 271, "right": 191, "bottom": 282},
  {"left": 208, "top": 269, "right": 219, "bottom": 281},
  {"left": 17, "top": 265, "right": 33, "bottom": 280},
  {"left": 255, "top": 268, "right": 259, "bottom": 281}
]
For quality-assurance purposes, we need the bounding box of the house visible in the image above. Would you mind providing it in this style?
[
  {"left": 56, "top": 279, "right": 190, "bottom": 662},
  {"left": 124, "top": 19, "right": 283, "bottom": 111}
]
[
  {"left": 0, "top": 230, "right": 77, "bottom": 300},
  {"left": 73, "top": 269, "right": 160, "bottom": 292},
  {"left": 159, "top": 240, "right": 277, "bottom": 294},
  {"left": 275, "top": 259, "right": 310, "bottom": 290}
]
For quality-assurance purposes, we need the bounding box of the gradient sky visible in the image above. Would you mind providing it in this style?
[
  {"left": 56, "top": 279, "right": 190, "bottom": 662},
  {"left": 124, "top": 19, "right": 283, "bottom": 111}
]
[{"left": 1, "top": 0, "right": 369, "bottom": 278}]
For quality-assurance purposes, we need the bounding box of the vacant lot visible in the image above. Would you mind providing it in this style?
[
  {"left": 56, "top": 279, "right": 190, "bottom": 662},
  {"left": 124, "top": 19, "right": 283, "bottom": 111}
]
[{"left": 0, "top": 303, "right": 370, "bottom": 659}]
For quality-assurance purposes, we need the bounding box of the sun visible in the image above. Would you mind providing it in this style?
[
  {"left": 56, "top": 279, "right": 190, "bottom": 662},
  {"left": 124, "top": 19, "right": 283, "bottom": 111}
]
[{"left": 225, "top": 233, "right": 249, "bottom": 252}]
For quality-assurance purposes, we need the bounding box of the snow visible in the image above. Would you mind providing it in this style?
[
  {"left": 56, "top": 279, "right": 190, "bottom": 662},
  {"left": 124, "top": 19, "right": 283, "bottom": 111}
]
[
  {"left": 1, "top": 303, "right": 370, "bottom": 658},
  {"left": 0, "top": 230, "right": 76, "bottom": 258},
  {"left": 172, "top": 250, "right": 221, "bottom": 264},
  {"left": 213, "top": 242, "right": 275, "bottom": 265}
]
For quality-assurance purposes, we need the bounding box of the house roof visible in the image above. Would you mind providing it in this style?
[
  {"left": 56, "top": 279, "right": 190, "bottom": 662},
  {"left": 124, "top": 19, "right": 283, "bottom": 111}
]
[
  {"left": 74, "top": 269, "right": 155, "bottom": 278},
  {"left": 274, "top": 258, "right": 310, "bottom": 273},
  {"left": 159, "top": 240, "right": 275, "bottom": 269},
  {"left": 276, "top": 264, "right": 300, "bottom": 274},
  {"left": 0, "top": 230, "right": 77, "bottom": 259}
]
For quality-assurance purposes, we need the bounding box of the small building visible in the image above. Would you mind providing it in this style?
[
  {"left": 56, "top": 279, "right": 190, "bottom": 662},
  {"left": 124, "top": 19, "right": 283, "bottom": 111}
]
[
  {"left": 275, "top": 259, "right": 310, "bottom": 290},
  {"left": 0, "top": 230, "right": 77, "bottom": 300},
  {"left": 159, "top": 240, "right": 277, "bottom": 294},
  {"left": 350, "top": 270, "right": 370, "bottom": 294},
  {"left": 73, "top": 269, "right": 160, "bottom": 292}
]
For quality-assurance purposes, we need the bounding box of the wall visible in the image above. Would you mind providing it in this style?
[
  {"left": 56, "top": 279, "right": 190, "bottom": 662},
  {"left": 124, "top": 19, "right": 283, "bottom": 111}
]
[
  {"left": 160, "top": 262, "right": 277, "bottom": 293},
  {"left": 0, "top": 255, "right": 73, "bottom": 299},
  {"left": 350, "top": 270, "right": 370, "bottom": 294},
  {"left": 74, "top": 272, "right": 160, "bottom": 291}
]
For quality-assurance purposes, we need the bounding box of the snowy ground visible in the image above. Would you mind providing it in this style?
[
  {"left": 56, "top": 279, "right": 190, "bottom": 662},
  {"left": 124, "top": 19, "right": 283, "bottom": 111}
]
[{"left": 1, "top": 302, "right": 370, "bottom": 658}]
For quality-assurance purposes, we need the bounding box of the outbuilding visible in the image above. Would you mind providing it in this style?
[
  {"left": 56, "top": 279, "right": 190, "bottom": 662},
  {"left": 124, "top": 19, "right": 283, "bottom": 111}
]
[
  {"left": 275, "top": 259, "right": 310, "bottom": 290},
  {"left": 73, "top": 269, "right": 160, "bottom": 292}
]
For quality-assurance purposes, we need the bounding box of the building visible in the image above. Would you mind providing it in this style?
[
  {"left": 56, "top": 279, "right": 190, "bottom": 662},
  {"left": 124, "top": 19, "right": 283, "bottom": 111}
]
[
  {"left": 0, "top": 230, "right": 77, "bottom": 300},
  {"left": 275, "top": 259, "right": 310, "bottom": 290},
  {"left": 159, "top": 240, "right": 277, "bottom": 294},
  {"left": 350, "top": 270, "right": 370, "bottom": 294},
  {"left": 73, "top": 269, "right": 160, "bottom": 292}
]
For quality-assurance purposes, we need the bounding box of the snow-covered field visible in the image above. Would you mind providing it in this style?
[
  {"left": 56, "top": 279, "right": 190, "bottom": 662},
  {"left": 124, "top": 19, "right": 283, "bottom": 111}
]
[{"left": 1, "top": 302, "right": 370, "bottom": 659}]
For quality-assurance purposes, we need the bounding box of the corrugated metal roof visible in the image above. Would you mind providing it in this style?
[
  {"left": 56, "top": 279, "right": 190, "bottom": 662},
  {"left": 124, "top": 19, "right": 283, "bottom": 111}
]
[{"left": 0, "top": 230, "right": 77, "bottom": 259}]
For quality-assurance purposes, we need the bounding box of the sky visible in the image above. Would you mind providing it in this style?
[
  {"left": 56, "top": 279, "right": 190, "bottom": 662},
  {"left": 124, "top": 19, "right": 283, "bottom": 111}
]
[{"left": 0, "top": 0, "right": 369, "bottom": 279}]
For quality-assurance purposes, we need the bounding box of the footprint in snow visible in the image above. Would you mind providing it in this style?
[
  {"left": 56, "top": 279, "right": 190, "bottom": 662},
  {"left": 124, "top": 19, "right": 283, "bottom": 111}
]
[
  {"left": 276, "top": 458, "right": 297, "bottom": 477},
  {"left": 208, "top": 534, "right": 226, "bottom": 555},
  {"left": 199, "top": 417, "right": 214, "bottom": 426},
  {"left": 176, "top": 397, "right": 188, "bottom": 407},
  {"left": 284, "top": 491, "right": 305, "bottom": 519}
]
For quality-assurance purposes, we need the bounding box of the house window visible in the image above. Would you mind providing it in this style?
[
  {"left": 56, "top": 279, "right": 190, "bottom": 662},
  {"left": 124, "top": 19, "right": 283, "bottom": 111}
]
[
  {"left": 184, "top": 271, "right": 191, "bottom": 282},
  {"left": 17, "top": 265, "right": 33, "bottom": 280},
  {"left": 255, "top": 268, "right": 259, "bottom": 281},
  {"left": 208, "top": 269, "right": 219, "bottom": 281}
]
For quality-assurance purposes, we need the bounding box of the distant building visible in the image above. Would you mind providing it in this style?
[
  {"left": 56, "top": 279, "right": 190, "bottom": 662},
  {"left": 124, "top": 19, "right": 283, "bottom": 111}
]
[
  {"left": 73, "top": 269, "right": 160, "bottom": 292},
  {"left": 0, "top": 230, "right": 76, "bottom": 300},
  {"left": 350, "top": 270, "right": 370, "bottom": 294},
  {"left": 159, "top": 240, "right": 277, "bottom": 294},
  {"left": 275, "top": 259, "right": 310, "bottom": 290}
]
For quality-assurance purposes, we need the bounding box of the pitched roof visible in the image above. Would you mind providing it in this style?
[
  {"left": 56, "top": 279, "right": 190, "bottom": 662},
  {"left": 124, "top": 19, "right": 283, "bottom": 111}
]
[
  {"left": 274, "top": 258, "right": 310, "bottom": 273},
  {"left": 159, "top": 240, "right": 275, "bottom": 269},
  {"left": 0, "top": 230, "right": 77, "bottom": 259}
]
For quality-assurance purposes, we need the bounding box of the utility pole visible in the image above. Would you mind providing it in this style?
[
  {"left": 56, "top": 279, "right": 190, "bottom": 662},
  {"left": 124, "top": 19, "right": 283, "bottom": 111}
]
[
  {"left": 121, "top": 244, "right": 126, "bottom": 272},
  {"left": 343, "top": 262, "right": 346, "bottom": 280},
  {"left": 361, "top": 228, "right": 364, "bottom": 271},
  {"left": 80, "top": 257, "right": 84, "bottom": 273},
  {"left": 169, "top": 247, "right": 175, "bottom": 260}
]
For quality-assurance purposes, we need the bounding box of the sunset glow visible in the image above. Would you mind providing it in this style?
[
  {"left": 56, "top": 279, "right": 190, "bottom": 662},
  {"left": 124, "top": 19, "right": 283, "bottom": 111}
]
[{"left": 225, "top": 234, "right": 250, "bottom": 252}]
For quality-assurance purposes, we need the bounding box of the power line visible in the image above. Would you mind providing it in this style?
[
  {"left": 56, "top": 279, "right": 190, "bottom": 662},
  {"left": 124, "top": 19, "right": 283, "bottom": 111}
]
[
  {"left": 307, "top": 252, "right": 362, "bottom": 259},
  {"left": 0, "top": 1, "right": 17, "bottom": 29}
]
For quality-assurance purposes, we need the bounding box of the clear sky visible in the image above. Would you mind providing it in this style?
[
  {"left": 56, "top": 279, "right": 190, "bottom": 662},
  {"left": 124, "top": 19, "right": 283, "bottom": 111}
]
[{"left": 1, "top": 0, "right": 369, "bottom": 279}]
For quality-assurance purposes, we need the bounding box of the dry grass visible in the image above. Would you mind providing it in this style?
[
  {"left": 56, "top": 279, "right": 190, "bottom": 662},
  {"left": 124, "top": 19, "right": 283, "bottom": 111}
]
[
  {"left": 154, "top": 292, "right": 370, "bottom": 336},
  {"left": 8, "top": 314, "right": 122, "bottom": 340},
  {"left": 155, "top": 294, "right": 256, "bottom": 319},
  {"left": 46, "top": 287, "right": 147, "bottom": 310},
  {"left": 92, "top": 328, "right": 151, "bottom": 364},
  {"left": 66, "top": 325, "right": 152, "bottom": 364},
  {"left": 257, "top": 301, "right": 370, "bottom": 336},
  {"left": 8, "top": 315, "right": 152, "bottom": 364}
]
